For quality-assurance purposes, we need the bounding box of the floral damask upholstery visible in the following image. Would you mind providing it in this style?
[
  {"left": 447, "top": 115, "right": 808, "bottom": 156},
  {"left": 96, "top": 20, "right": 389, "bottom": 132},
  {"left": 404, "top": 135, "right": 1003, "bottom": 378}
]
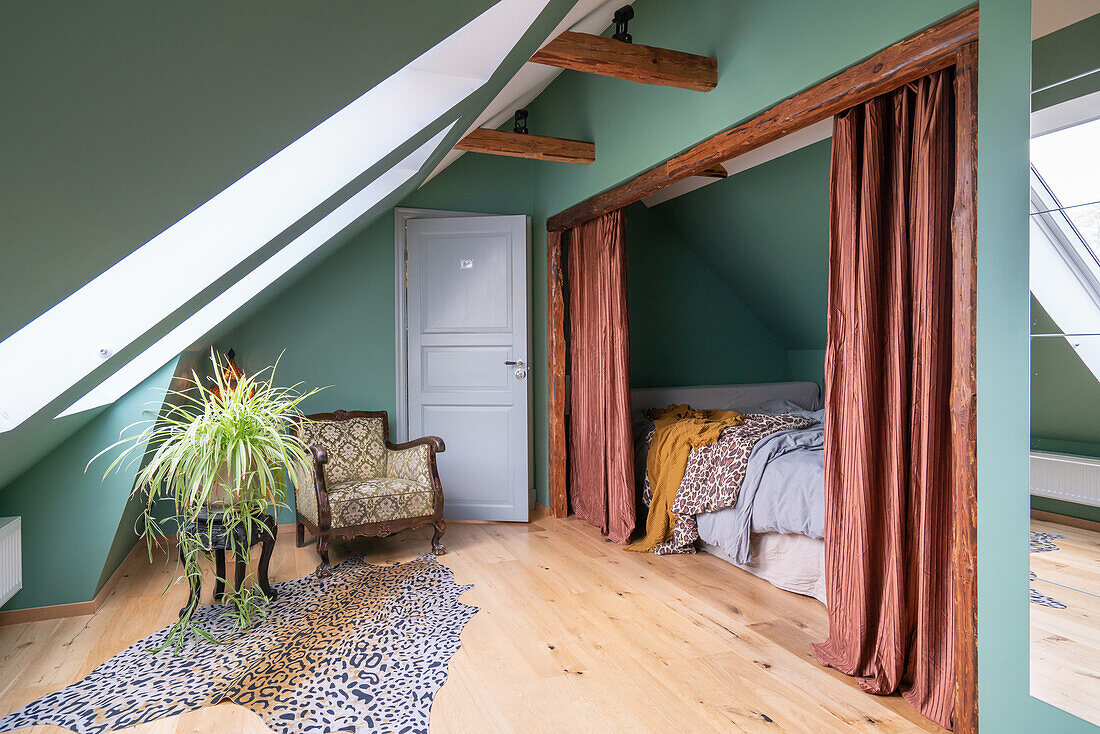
[
  {"left": 294, "top": 416, "right": 437, "bottom": 526},
  {"left": 293, "top": 410, "right": 445, "bottom": 573},
  {"left": 297, "top": 417, "right": 387, "bottom": 485},
  {"left": 326, "top": 478, "right": 435, "bottom": 526},
  {"left": 292, "top": 458, "right": 319, "bottom": 525},
  {"left": 385, "top": 444, "right": 431, "bottom": 485}
]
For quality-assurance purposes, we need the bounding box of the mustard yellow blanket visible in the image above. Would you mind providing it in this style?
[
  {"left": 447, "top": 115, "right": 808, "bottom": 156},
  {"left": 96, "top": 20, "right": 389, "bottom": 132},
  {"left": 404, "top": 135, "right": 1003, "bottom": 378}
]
[{"left": 626, "top": 404, "right": 743, "bottom": 553}]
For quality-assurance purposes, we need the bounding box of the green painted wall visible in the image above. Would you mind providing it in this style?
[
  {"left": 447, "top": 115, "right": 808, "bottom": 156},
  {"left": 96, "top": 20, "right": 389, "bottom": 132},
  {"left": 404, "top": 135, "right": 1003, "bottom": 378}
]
[
  {"left": 0, "top": 1, "right": 497, "bottom": 343},
  {"left": 217, "top": 152, "right": 539, "bottom": 520},
  {"left": 787, "top": 349, "right": 827, "bottom": 388},
  {"left": 0, "top": 0, "right": 574, "bottom": 494},
  {"left": 0, "top": 357, "right": 183, "bottom": 611},
  {"left": 1031, "top": 297, "right": 1100, "bottom": 458},
  {"left": 974, "top": 2, "right": 1098, "bottom": 731},
  {"left": 649, "top": 139, "right": 832, "bottom": 352},
  {"left": 1032, "top": 495, "right": 1100, "bottom": 524},
  {"left": 33, "top": 1, "right": 1084, "bottom": 729},
  {"left": 0, "top": 0, "right": 592, "bottom": 613},
  {"left": 1032, "top": 13, "right": 1100, "bottom": 111},
  {"left": 225, "top": 1, "right": 984, "bottom": 518},
  {"left": 1029, "top": 14, "right": 1100, "bottom": 534},
  {"left": 1030, "top": 268, "right": 1100, "bottom": 529},
  {"left": 623, "top": 202, "right": 792, "bottom": 388},
  {"left": 642, "top": 137, "right": 832, "bottom": 390},
  {"left": 215, "top": 215, "right": 407, "bottom": 526}
]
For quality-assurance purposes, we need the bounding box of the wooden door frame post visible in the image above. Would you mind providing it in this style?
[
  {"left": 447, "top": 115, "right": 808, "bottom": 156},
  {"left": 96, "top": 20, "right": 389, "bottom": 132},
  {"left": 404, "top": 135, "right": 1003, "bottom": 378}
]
[
  {"left": 950, "top": 40, "right": 979, "bottom": 734},
  {"left": 547, "top": 231, "right": 569, "bottom": 518}
]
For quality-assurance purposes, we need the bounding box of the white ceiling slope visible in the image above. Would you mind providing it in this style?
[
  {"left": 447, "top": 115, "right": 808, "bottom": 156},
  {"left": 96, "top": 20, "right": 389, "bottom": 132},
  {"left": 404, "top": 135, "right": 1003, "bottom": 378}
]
[
  {"left": 424, "top": 0, "right": 634, "bottom": 184},
  {"left": 0, "top": 0, "right": 552, "bottom": 431}
]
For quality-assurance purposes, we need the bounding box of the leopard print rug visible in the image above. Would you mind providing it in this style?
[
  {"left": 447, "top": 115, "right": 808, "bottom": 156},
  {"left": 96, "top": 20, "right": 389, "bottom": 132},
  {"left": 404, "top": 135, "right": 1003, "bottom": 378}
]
[
  {"left": 0, "top": 553, "right": 477, "bottom": 734},
  {"left": 1030, "top": 530, "right": 1067, "bottom": 609}
]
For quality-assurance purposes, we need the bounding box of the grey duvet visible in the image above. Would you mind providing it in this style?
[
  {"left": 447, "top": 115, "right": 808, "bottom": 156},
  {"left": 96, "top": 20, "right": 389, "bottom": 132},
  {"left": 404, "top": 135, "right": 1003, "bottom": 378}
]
[{"left": 696, "top": 410, "right": 825, "bottom": 564}]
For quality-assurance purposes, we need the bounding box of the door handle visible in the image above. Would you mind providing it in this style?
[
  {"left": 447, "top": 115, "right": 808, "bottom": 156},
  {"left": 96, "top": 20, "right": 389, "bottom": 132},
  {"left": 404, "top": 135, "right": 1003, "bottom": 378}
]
[{"left": 504, "top": 360, "right": 525, "bottom": 366}]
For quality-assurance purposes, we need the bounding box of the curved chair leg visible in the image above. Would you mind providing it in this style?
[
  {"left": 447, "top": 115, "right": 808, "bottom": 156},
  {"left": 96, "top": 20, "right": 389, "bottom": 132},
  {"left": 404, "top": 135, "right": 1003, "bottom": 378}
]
[
  {"left": 315, "top": 535, "right": 331, "bottom": 577},
  {"left": 431, "top": 519, "right": 447, "bottom": 556}
]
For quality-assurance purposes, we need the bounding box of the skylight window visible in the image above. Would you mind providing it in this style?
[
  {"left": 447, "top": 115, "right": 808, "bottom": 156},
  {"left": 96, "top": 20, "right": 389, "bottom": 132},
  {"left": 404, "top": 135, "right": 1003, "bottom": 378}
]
[
  {"left": 0, "top": 0, "right": 551, "bottom": 432},
  {"left": 1030, "top": 116, "right": 1100, "bottom": 382},
  {"left": 60, "top": 123, "right": 457, "bottom": 418}
]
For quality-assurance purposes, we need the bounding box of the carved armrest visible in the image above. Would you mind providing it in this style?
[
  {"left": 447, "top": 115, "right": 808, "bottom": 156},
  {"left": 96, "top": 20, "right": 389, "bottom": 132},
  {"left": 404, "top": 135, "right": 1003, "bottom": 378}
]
[
  {"left": 294, "top": 444, "right": 332, "bottom": 531},
  {"left": 385, "top": 436, "right": 446, "bottom": 454}
]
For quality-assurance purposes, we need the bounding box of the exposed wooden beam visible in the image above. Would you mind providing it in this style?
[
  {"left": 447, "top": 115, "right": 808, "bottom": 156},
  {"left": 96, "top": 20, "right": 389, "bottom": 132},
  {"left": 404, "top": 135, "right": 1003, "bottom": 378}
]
[
  {"left": 454, "top": 128, "right": 595, "bottom": 164},
  {"left": 694, "top": 164, "right": 727, "bottom": 178},
  {"left": 547, "top": 6, "right": 977, "bottom": 231},
  {"left": 530, "top": 31, "right": 717, "bottom": 92}
]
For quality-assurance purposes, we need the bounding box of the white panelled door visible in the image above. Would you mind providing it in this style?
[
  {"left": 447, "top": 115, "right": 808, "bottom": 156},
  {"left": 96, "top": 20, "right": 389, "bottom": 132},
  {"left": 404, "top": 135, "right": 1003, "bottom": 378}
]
[{"left": 405, "top": 215, "right": 530, "bottom": 521}]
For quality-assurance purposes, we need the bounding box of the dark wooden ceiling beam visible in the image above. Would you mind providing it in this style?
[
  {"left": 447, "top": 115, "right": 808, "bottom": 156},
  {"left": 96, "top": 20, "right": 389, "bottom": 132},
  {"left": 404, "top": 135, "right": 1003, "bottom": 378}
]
[
  {"left": 455, "top": 128, "right": 595, "bottom": 165},
  {"left": 694, "top": 164, "right": 727, "bottom": 178},
  {"left": 530, "top": 31, "right": 717, "bottom": 92},
  {"left": 547, "top": 6, "right": 977, "bottom": 231}
]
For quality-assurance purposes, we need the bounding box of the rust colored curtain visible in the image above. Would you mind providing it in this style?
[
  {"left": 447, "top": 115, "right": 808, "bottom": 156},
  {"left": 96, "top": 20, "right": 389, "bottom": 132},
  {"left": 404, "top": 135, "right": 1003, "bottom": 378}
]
[
  {"left": 567, "top": 210, "right": 635, "bottom": 544},
  {"left": 812, "top": 69, "right": 956, "bottom": 729}
]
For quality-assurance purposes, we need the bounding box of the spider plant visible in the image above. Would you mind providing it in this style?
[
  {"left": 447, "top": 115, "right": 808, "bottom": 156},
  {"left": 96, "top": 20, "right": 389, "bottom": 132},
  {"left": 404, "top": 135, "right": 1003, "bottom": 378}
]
[{"left": 92, "top": 350, "right": 322, "bottom": 653}]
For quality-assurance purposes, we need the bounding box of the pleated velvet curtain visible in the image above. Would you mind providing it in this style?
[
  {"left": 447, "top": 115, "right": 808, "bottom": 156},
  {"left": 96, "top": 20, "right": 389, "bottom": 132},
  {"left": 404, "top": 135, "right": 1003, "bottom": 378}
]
[
  {"left": 811, "top": 69, "right": 957, "bottom": 729},
  {"left": 567, "top": 209, "right": 635, "bottom": 545}
]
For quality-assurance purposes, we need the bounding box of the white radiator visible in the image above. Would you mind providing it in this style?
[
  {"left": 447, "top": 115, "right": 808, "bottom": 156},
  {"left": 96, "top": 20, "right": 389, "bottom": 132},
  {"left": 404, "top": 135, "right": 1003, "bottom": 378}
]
[
  {"left": 1030, "top": 451, "right": 1100, "bottom": 507},
  {"left": 0, "top": 517, "right": 21, "bottom": 607}
]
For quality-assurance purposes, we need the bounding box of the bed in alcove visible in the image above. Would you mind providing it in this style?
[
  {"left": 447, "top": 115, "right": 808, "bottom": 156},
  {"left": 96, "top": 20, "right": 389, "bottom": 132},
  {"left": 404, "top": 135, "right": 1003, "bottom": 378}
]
[
  {"left": 611, "top": 129, "right": 833, "bottom": 599},
  {"left": 547, "top": 19, "right": 979, "bottom": 728}
]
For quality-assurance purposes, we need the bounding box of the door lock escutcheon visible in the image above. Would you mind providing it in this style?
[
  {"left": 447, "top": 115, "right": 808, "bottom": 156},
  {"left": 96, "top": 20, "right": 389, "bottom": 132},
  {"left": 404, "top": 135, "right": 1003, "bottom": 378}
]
[{"left": 505, "top": 359, "right": 527, "bottom": 380}]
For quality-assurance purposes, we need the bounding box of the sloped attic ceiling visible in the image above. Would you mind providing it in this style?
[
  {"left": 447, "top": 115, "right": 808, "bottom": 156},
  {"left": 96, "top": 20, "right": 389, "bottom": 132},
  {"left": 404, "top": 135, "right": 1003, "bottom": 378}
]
[
  {"left": 0, "top": 0, "right": 590, "bottom": 489},
  {"left": 649, "top": 138, "right": 833, "bottom": 352}
]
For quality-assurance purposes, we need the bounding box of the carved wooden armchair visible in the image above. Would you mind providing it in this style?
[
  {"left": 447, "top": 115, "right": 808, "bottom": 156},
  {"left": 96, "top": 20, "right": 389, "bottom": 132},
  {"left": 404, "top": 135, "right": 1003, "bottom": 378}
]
[{"left": 293, "top": 409, "right": 446, "bottom": 574}]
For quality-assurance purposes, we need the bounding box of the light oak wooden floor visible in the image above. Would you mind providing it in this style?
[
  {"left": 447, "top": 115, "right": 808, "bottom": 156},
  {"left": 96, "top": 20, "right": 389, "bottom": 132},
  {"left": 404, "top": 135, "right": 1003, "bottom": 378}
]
[
  {"left": 1030, "top": 516, "right": 1100, "bottom": 726},
  {"left": 0, "top": 512, "right": 948, "bottom": 733}
]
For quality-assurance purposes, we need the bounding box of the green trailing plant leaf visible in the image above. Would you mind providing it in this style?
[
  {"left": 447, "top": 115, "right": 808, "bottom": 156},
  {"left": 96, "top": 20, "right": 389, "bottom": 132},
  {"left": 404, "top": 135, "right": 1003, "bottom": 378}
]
[{"left": 91, "top": 350, "right": 324, "bottom": 653}]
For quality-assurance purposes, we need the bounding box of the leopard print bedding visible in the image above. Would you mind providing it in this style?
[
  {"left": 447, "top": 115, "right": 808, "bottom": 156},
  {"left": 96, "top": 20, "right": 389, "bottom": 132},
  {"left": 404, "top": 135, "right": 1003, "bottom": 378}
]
[
  {"left": 655, "top": 413, "right": 817, "bottom": 555},
  {"left": 0, "top": 554, "right": 477, "bottom": 734}
]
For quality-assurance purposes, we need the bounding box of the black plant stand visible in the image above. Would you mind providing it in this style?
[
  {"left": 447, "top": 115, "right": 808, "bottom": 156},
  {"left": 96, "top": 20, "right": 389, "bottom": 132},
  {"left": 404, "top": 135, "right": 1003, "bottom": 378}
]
[{"left": 178, "top": 508, "right": 278, "bottom": 621}]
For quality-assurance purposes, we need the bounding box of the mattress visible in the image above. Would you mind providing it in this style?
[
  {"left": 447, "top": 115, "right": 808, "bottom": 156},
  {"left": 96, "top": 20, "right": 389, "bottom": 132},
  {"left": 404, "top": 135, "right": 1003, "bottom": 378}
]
[{"left": 700, "top": 533, "right": 826, "bottom": 604}]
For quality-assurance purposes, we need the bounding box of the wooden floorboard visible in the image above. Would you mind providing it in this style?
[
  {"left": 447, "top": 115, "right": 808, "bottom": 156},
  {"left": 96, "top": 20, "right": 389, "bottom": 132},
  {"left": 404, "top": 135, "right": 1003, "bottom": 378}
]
[
  {"left": 1030, "top": 517, "right": 1100, "bottom": 726},
  {"left": 0, "top": 513, "right": 948, "bottom": 732}
]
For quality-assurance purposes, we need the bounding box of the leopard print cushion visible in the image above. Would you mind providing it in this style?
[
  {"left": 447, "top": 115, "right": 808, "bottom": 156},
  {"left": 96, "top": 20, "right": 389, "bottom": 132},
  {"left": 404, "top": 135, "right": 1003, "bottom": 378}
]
[
  {"left": 297, "top": 417, "right": 386, "bottom": 484},
  {"left": 326, "top": 478, "right": 435, "bottom": 525}
]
